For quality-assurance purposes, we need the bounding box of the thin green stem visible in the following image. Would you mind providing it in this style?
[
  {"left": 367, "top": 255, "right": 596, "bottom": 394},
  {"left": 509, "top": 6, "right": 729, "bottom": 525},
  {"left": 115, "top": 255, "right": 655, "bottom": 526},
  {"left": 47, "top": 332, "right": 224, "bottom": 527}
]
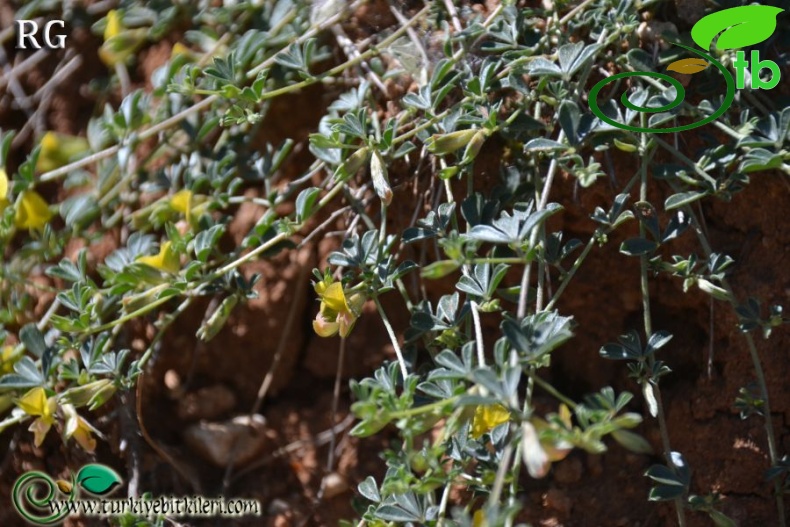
[
  {"left": 529, "top": 371, "right": 578, "bottom": 410},
  {"left": 470, "top": 300, "right": 485, "bottom": 367},
  {"left": 545, "top": 235, "right": 596, "bottom": 311},
  {"left": 374, "top": 296, "right": 408, "bottom": 380},
  {"left": 639, "top": 128, "right": 687, "bottom": 527}
]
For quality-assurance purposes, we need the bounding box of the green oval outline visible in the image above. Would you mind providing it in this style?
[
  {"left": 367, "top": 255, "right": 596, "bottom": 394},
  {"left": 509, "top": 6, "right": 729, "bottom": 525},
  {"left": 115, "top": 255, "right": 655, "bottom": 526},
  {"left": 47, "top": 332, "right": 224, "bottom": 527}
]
[{"left": 588, "top": 42, "right": 735, "bottom": 133}]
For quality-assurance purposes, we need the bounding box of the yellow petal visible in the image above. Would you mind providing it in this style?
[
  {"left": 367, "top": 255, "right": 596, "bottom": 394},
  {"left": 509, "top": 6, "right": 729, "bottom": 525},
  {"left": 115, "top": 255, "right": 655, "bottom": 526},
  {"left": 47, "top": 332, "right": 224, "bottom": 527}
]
[
  {"left": 313, "top": 313, "right": 339, "bottom": 337},
  {"left": 170, "top": 190, "right": 192, "bottom": 214},
  {"left": 29, "top": 417, "right": 52, "bottom": 447},
  {"left": 314, "top": 276, "right": 332, "bottom": 296},
  {"left": 15, "top": 190, "right": 53, "bottom": 229},
  {"left": 171, "top": 43, "right": 193, "bottom": 59},
  {"left": 136, "top": 241, "right": 180, "bottom": 273},
  {"left": 0, "top": 168, "right": 7, "bottom": 200},
  {"left": 473, "top": 510, "right": 487, "bottom": 527},
  {"left": 337, "top": 310, "right": 357, "bottom": 338},
  {"left": 17, "top": 387, "right": 48, "bottom": 417},
  {"left": 171, "top": 189, "right": 194, "bottom": 224},
  {"left": 471, "top": 404, "right": 510, "bottom": 439},
  {"left": 321, "top": 282, "right": 349, "bottom": 314},
  {"left": 63, "top": 405, "right": 98, "bottom": 453},
  {"left": 104, "top": 10, "right": 122, "bottom": 40},
  {"left": 0, "top": 346, "right": 18, "bottom": 375}
]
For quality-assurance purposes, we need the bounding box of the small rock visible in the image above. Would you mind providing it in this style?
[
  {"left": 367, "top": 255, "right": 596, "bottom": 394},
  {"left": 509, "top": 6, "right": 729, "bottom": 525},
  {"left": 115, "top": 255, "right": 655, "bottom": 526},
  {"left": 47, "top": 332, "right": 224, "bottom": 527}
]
[
  {"left": 184, "top": 414, "right": 267, "bottom": 468},
  {"left": 321, "top": 472, "right": 348, "bottom": 499},
  {"left": 177, "top": 384, "right": 237, "bottom": 421}
]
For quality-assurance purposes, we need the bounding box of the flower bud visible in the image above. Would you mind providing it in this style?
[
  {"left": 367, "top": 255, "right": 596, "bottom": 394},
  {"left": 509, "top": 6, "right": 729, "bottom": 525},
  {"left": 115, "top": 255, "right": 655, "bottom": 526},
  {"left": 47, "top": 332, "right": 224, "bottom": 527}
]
[
  {"left": 334, "top": 147, "right": 370, "bottom": 181},
  {"left": 197, "top": 295, "right": 239, "bottom": 342},
  {"left": 370, "top": 150, "right": 392, "bottom": 205},
  {"left": 425, "top": 129, "right": 478, "bottom": 155}
]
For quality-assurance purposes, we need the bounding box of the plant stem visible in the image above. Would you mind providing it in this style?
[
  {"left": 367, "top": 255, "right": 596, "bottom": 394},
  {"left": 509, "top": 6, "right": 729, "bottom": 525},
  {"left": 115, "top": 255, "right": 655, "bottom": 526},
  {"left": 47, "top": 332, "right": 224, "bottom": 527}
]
[
  {"left": 545, "top": 235, "right": 596, "bottom": 311},
  {"left": 639, "top": 129, "right": 687, "bottom": 527},
  {"left": 374, "top": 296, "right": 408, "bottom": 380},
  {"left": 468, "top": 299, "right": 486, "bottom": 367},
  {"left": 518, "top": 129, "right": 565, "bottom": 319}
]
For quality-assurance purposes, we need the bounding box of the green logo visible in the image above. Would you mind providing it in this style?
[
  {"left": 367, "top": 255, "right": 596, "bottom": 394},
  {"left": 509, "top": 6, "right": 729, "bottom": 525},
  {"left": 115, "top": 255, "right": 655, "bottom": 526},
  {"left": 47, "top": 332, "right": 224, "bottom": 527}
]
[
  {"left": 588, "top": 5, "right": 784, "bottom": 133},
  {"left": 12, "top": 463, "right": 122, "bottom": 525}
]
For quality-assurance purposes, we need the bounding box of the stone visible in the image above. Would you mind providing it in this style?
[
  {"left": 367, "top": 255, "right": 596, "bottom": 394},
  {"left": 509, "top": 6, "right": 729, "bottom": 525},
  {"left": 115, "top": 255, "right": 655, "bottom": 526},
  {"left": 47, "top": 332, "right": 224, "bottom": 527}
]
[{"left": 183, "top": 414, "right": 267, "bottom": 468}]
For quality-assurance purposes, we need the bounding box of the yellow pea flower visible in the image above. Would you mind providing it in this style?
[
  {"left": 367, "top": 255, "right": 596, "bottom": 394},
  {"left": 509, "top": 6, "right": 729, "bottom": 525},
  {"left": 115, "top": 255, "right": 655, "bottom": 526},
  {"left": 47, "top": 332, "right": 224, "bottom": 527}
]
[
  {"left": 99, "top": 10, "right": 147, "bottom": 67},
  {"left": 0, "top": 346, "right": 20, "bottom": 375},
  {"left": 15, "top": 190, "right": 53, "bottom": 230},
  {"left": 312, "top": 280, "right": 365, "bottom": 338},
  {"left": 136, "top": 241, "right": 180, "bottom": 274},
  {"left": 63, "top": 404, "right": 99, "bottom": 452},
  {"left": 36, "top": 132, "right": 90, "bottom": 173},
  {"left": 471, "top": 404, "right": 511, "bottom": 439},
  {"left": 16, "top": 387, "right": 57, "bottom": 447},
  {"left": 104, "top": 10, "right": 121, "bottom": 40},
  {"left": 171, "top": 42, "right": 197, "bottom": 61},
  {"left": 170, "top": 189, "right": 208, "bottom": 226},
  {"left": 0, "top": 168, "right": 8, "bottom": 212}
]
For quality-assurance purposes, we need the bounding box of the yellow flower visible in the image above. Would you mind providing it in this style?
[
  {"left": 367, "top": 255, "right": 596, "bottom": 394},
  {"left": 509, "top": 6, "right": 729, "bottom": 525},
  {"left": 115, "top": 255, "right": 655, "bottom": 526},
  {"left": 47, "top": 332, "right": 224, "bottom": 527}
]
[
  {"left": 170, "top": 189, "right": 207, "bottom": 226},
  {"left": 0, "top": 346, "right": 19, "bottom": 375},
  {"left": 471, "top": 404, "right": 511, "bottom": 439},
  {"left": 104, "top": 10, "right": 121, "bottom": 40},
  {"left": 0, "top": 168, "right": 8, "bottom": 212},
  {"left": 136, "top": 241, "right": 180, "bottom": 274},
  {"left": 472, "top": 510, "right": 487, "bottom": 527},
  {"left": 36, "top": 132, "right": 90, "bottom": 173},
  {"left": 171, "top": 189, "right": 192, "bottom": 215},
  {"left": 15, "top": 190, "right": 53, "bottom": 230},
  {"left": 312, "top": 280, "right": 365, "bottom": 338},
  {"left": 16, "top": 387, "right": 57, "bottom": 447},
  {"left": 171, "top": 43, "right": 196, "bottom": 61},
  {"left": 63, "top": 404, "right": 99, "bottom": 452},
  {"left": 99, "top": 10, "right": 147, "bottom": 67}
]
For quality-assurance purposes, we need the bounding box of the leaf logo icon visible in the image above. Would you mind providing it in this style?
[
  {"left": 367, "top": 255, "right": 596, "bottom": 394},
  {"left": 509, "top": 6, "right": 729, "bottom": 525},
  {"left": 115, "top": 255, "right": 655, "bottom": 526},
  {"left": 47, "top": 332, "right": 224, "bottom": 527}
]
[
  {"left": 667, "top": 58, "right": 710, "bottom": 74},
  {"left": 76, "top": 464, "right": 122, "bottom": 496},
  {"left": 692, "top": 5, "right": 784, "bottom": 51}
]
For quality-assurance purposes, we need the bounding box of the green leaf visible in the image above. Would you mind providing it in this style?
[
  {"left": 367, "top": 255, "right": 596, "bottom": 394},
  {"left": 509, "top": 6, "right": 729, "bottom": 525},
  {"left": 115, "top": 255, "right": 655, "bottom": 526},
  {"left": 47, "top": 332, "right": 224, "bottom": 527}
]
[
  {"left": 20, "top": 324, "right": 47, "bottom": 358},
  {"left": 420, "top": 260, "right": 460, "bottom": 280},
  {"left": 691, "top": 6, "right": 784, "bottom": 51},
  {"left": 612, "top": 429, "right": 653, "bottom": 454},
  {"left": 648, "top": 484, "right": 686, "bottom": 501},
  {"left": 76, "top": 464, "right": 122, "bottom": 496},
  {"left": 709, "top": 510, "right": 738, "bottom": 527},
  {"left": 645, "top": 464, "right": 685, "bottom": 486},
  {"left": 358, "top": 476, "right": 381, "bottom": 503},
  {"left": 194, "top": 225, "right": 225, "bottom": 263},
  {"left": 620, "top": 238, "right": 659, "bottom": 256},
  {"left": 295, "top": 187, "right": 321, "bottom": 223},
  {"left": 375, "top": 504, "right": 422, "bottom": 522},
  {"left": 665, "top": 191, "right": 706, "bottom": 210}
]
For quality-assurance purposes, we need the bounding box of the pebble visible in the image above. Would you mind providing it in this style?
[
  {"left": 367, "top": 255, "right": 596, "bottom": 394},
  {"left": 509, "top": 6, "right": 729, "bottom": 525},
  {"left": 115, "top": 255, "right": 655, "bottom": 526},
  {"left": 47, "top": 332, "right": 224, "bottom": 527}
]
[{"left": 183, "top": 414, "right": 267, "bottom": 468}]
